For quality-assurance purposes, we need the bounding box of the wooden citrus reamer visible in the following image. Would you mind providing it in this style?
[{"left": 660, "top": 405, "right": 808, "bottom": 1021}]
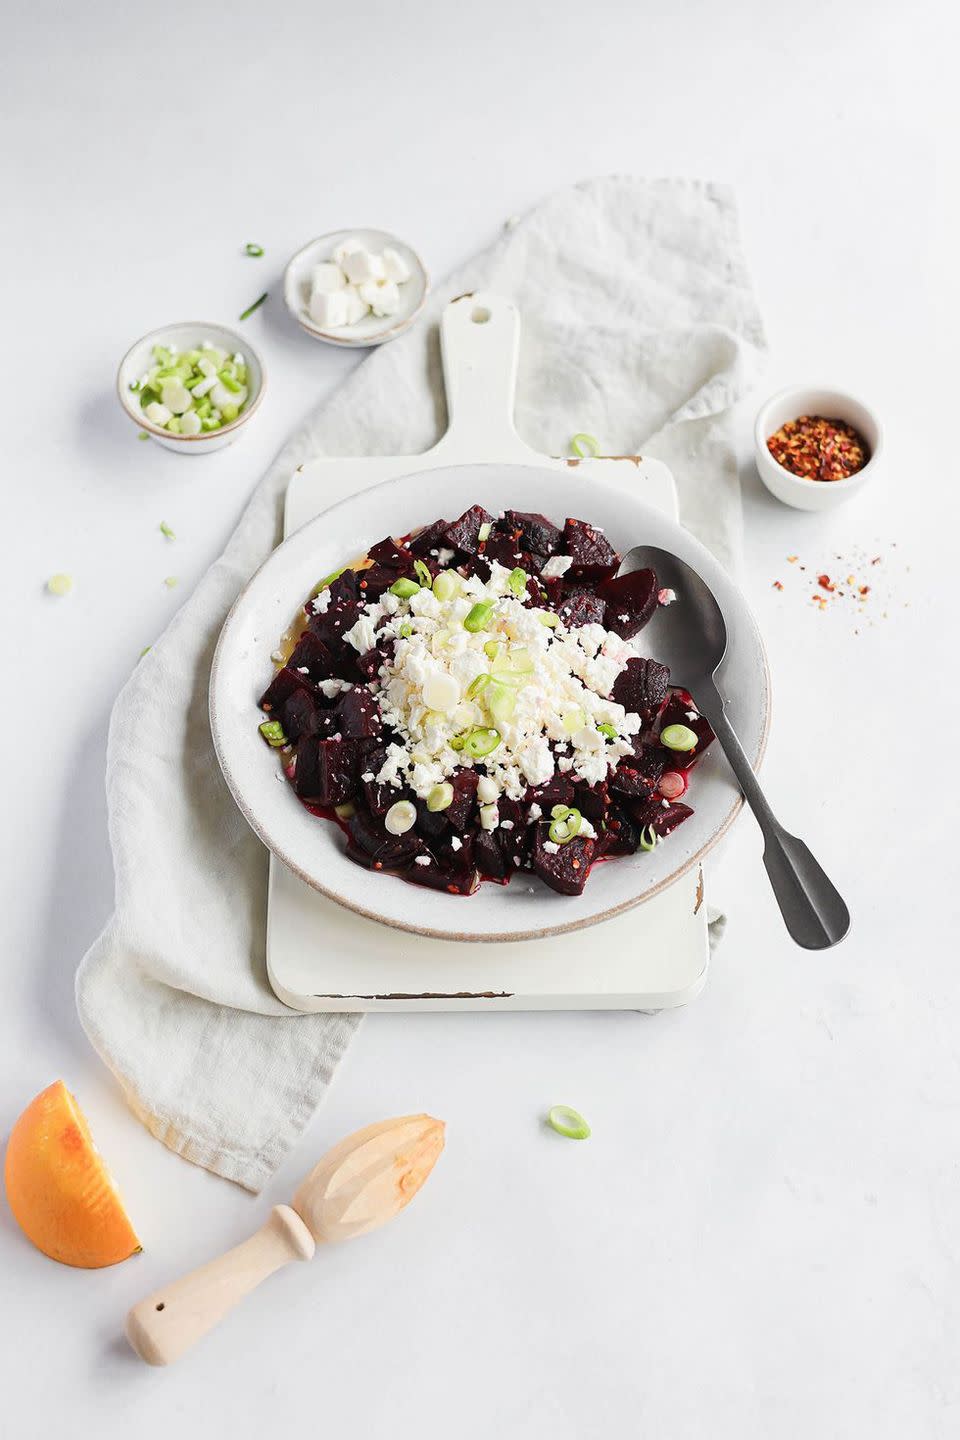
[{"left": 125, "top": 1114, "right": 445, "bottom": 1366}]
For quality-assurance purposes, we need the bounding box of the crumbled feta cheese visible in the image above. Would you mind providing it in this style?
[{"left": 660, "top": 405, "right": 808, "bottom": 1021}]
[
  {"left": 658, "top": 587, "right": 677, "bottom": 606},
  {"left": 528, "top": 803, "right": 542, "bottom": 821},
  {"left": 479, "top": 803, "right": 499, "bottom": 831},
  {"left": 312, "top": 589, "right": 332, "bottom": 615},
  {"left": 414, "top": 855, "right": 432, "bottom": 866},
  {"left": 477, "top": 775, "right": 499, "bottom": 804},
  {"left": 361, "top": 772, "right": 375, "bottom": 784},
  {"left": 450, "top": 835, "right": 463, "bottom": 852},
  {"left": 318, "top": 678, "right": 353, "bottom": 699},
  {"left": 540, "top": 554, "right": 573, "bottom": 578},
  {"left": 543, "top": 840, "right": 560, "bottom": 854}
]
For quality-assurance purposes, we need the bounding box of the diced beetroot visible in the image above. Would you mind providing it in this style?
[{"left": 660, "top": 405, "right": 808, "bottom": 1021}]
[
  {"left": 532, "top": 826, "right": 596, "bottom": 896},
  {"left": 475, "top": 828, "right": 508, "bottom": 881},
  {"left": 287, "top": 629, "right": 337, "bottom": 683},
  {"left": 446, "top": 770, "right": 479, "bottom": 831},
  {"left": 630, "top": 799, "right": 694, "bottom": 839},
  {"left": 557, "top": 590, "right": 606, "bottom": 629},
  {"left": 444, "top": 504, "right": 495, "bottom": 556},
  {"left": 540, "top": 575, "right": 564, "bottom": 609},
  {"left": 525, "top": 574, "right": 548, "bottom": 606},
  {"left": 656, "top": 691, "right": 715, "bottom": 768},
  {"left": 505, "top": 510, "right": 562, "bottom": 556},
  {"left": 415, "top": 800, "right": 449, "bottom": 843},
  {"left": 408, "top": 519, "right": 449, "bottom": 557},
  {"left": 597, "top": 568, "right": 659, "bottom": 640},
  {"left": 354, "top": 565, "right": 399, "bottom": 602},
  {"left": 562, "top": 518, "right": 620, "bottom": 580},
  {"left": 335, "top": 687, "right": 382, "bottom": 741},
  {"left": 367, "top": 537, "right": 413, "bottom": 571},
  {"left": 526, "top": 777, "right": 575, "bottom": 813},
  {"left": 308, "top": 597, "right": 362, "bottom": 651},
  {"left": 357, "top": 649, "right": 384, "bottom": 683},
  {"left": 632, "top": 743, "right": 667, "bottom": 785},
  {"left": 403, "top": 859, "right": 480, "bottom": 895},
  {"left": 611, "top": 657, "right": 670, "bottom": 723},
  {"left": 480, "top": 532, "right": 532, "bottom": 573},
  {"left": 346, "top": 808, "right": 389, "bottom": 858},
  {"left": 281, "top": 687, "right": 320, "bottom": 742},
  {"left": 574, "top": 780, "right": 610, "bottom": 828},
  {"left": 259, "top": 666, "right": 309, "bottom": 714},
  {"left": 609, "top": 763, "right": 656, "bottom": 801},
  {"left": 327, "top": 569, "right": 359, "bottom": 605},
  {"left": 293, "top": 737, "right": 360, "bottom": 806},
  {"left": 496, "top": 797, "right": 530, "bottom": 872},
  {"left": 601, "top": 805, "right": 641, "bottom": 856}
]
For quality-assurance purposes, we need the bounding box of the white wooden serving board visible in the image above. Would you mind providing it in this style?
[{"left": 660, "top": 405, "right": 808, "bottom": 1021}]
[{"left": 266, "top": 292, "right": 710, "bottom": 1012}]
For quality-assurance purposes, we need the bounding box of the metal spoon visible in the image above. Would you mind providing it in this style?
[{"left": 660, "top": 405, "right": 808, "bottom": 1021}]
[{"left": 619, "top": 545, "right": 850, "bottom": 950}]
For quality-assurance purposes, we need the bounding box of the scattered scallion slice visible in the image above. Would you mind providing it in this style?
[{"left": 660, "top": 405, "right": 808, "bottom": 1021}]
[
  {"left": 548, "top": 807, "right": 582, "bottom": 844},
  {"left": 313, "top": 565, "right": 347, "bottom": 595},
  {"left": 477, "top": 521, "right": 492, "bottom": 543},
  {"left": 561, "top": 706, "right": 586, "bottom": 735},
  {"left": 244, "top": 242, "right": 265, "bottom": 257},
  {"left": 466, "top": 673, "right": 491, "bottom": 701},
  {"left": 164, "top": 576, "right": 178, "bottom": 589},
  {"left": 463, "top": 727, "right": 501, "bottom": 758},
  {"left": 486, "top": 680, "right": 517, "bottom": 724},
  {"left": 464, "top": 600, "right": 495, "bottom": 632},
  {"left": 239, "top": 291, "right": 268, "bottom": 321},
  {"left": 46, "top": 573, "right": 73, "bottom": 596},
  {"left": 547, "top": 1105, "right": 591, "bottom": 1140},
  {"left": 334, "top": 801, "right": 356, "bottom": 819},
  {"left": 259, "top": 719, "right": 287, "bottom": 747},
  {"left": 538, "top": 611, "right": 559, "bottom": 628},
  {"left": 398, "top": 622, "right": 413, "bottom": 638},
  {"left": 159, "top": 521, "right": 176, "bottom": 540},
  {"left": 413, "top": 559, "right": 433, "bottom": 588},
  {"left": 660, "top": 723, "right": 698, "bottom": 753},
  {"left": 507, "top": 567, "right": 528, "bottom": 598},
  {"left": 137, "top": 431, "right": 150, "bottom": 441},
  {"left": 139, "top": 646, "right": 152, "bottom": 658},
  {"left": 483, "top": 639, "right": 501, "bottom": 661},
  {"left": 432, "top": 571, "right": 460, "bottom": 603},
  {"left": 570, "top": 433, "right": 600, "bottom": 458},
  {"left": 390, "top": 577, "right": 421, "bottom": 599},
  {"left": 427, "top": 782, "right": 454, "bottom": 812},
  {"left": 639, "top": 824, "right": 659, "bottom": 852},
  {"left": 449, "top": 734, "right": 466, "bottom": 752},
  {"left": 597, "top": 723, "right": 618, "bottom": 740}
]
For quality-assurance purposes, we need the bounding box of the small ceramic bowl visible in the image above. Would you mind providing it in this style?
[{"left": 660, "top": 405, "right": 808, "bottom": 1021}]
[
  {"left": 754, "top": 386, "right": 882, "bottom": 511},
  {"left": 117, "top": 321, "right": 266, "bottom": 454},
  {"left": 283, "top": 228, "right": 429, "bottom": 348}
]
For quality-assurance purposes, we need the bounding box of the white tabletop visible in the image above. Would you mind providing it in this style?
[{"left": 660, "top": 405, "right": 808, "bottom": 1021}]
[{"left": 3, "top": 3, "right": 958, "bottom": 1435}]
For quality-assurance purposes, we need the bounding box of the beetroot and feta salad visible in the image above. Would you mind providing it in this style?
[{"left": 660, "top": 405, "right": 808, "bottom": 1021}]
[{"left": 257, "top": 506, "right": 714, "bottom": 897}]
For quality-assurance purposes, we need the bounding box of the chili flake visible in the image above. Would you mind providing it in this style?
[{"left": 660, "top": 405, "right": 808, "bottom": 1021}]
[
  {"left": 767, "top": 414, "right": 869, "bottom": 482},
  {"left": 817, "top": 574, "right": 835, "bottom": 592},
  {"left": 772, "top": 580, "right": 784, "bottom": 591}
]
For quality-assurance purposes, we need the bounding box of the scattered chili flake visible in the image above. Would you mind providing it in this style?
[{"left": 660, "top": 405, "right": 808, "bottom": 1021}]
[
  {"left": 787, "top": 555, "right": 798, "bottom": 564},
  {"left": 767, "top": 415, "right": 869, "bottom": 482},
  {"left": 817, "top": 574, "right": 835, "bottom": 592},
  {"left": 859, "top": 585, "right": 870, "bottom": 596},
  {"left": 772, "top": 580, "right": 784, "bottom": 591}
]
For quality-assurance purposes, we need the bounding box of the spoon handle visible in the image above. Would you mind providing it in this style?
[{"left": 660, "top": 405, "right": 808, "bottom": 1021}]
[
  {"left": 707, "top": 701, "right": 850, "bottom": 950},
  {"left": 125, "top": 1205, "right": 315, "bottom": 1367}
]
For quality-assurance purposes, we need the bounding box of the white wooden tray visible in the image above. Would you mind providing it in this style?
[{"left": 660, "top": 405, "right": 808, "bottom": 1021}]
[{"left": 267, "top": 292, "right": 710, "bottom": 1012}]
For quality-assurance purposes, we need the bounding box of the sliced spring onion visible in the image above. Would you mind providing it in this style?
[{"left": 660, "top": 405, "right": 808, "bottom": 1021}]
[
  {"left": 137, "top": 430, "right": 150, "bottom": 441},
  {"left": 466, "top": 673, "right": 491, "bottom": 701},
  {"left": 547, "top": 1105, "right": 591, "bottom": 1140},
  {"left": 46, "top": 573, "right": 73, "bottom": 596},
  {"left": 477, "top": 521, "right": 492, "bottom": 543},
  {"left": 561, "top": 706, "right": 586, "bottom": 736},
  {"left": 570, "top": 433, "right": 600, "bottom": 459},
  {"left": 245, "top": 242, "right": 265, "bottom": 257},
  {"left": 427, "top": 782, "right": 454, "bottom": 813},
  {"left": 449, "top": 734, "right": 466, "bottom": 752},
  {"left": 334, "top": 801, "right": 356, "bottom": 819},
  {"left": 660, "top": 723, "right": 698, "bottom": 753},
  {"left": 639, "top": 824, "right": 659, "bottom": 852},
  {"left": 139, "top": 646, "right": 152, "bottom": 658},
  {"left": 432, "top": 570, "right": 460, "bottom": 603},
  {"left": 538, "top": 611, "right": 559, "bottom": 628},
  {"left": 597, "top": 722, "right": 618, "bottom": 740},
  {"left": 486, "top": 680, "right": 517, "bottom": 724},
  {"left": 163, "top": 576, "right": 178, "bottom": 589},
  {"left": 159, "top": 521, "right": 176, "bottom": 540},
  {"left": 390, "top": 577, "right": 421, "bottom": 599},
  {"left": 398, "top": 621, "right": 413, "bottom": 638},
  {"left": 413, "top": 559, "right": 433, "bottom": 588},
  {"left": 507, "top": 567, "right": 528, "bottom": 598},
  {"left": 464, "top": 600, "right": 495, "bottom": 632},
  {"left": 483, "top": 639, "right": 501, "bottom": 661},
  {"left": 548, "top": 807, "right": 582, "bottom": 844},
  {"left": 385, "top": 799, "right": 417, "bottom": 835},
  {"left": 239, "top": 291, "right": 268, "bottom": 321},
  {"left": 463, "top": 727, "right": 501, "bottom": 758},
  {"left": 259, "top": 719, "right": 287, "bottom": 746}
]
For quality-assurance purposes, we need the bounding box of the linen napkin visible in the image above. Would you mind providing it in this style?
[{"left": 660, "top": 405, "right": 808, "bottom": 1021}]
[{"left": 76, "top": 177, "right": 765, "bottom": 1192}]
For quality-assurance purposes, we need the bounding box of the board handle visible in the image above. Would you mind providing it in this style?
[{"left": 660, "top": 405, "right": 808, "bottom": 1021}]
[
  {"left": 125, "top": 1205, "right": 315, "bottom": 1367},
  {"left": 435, "top": 293, "right": 532, "bottom": 459}
]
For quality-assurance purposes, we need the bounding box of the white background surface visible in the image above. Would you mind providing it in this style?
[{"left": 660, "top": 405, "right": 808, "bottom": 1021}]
[{"left": 3, "top": 2, "right": 959, "bottom": 1435}]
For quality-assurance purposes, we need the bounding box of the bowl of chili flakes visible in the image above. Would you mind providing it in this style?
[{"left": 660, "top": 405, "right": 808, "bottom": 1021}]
[{"left": 754, "top": 386, "right": 882, "bottom": 511}]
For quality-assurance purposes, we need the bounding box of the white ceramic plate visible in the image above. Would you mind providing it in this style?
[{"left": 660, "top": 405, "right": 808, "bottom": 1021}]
[
  {"left": 210, "top": 464, "right": 770, "bottom": 942},
  {"left": 283, "top": 229, "right": 429, "bottom": 348}
]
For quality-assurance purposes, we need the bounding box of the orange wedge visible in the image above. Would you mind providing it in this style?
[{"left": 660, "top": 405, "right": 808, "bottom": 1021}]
[{"left": 4, "top": 1080, "right": 141, "bottom": 1268}]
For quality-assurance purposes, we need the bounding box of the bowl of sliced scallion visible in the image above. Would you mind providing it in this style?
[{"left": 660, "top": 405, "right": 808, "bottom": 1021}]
[{"left": 117, "top": 321, "right": 266, "bottom": 453}]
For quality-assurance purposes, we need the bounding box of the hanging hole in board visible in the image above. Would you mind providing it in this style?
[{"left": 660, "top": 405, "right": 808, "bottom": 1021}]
[{"left": 471, "top": 306, "right": 491, "bottom": 324}]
